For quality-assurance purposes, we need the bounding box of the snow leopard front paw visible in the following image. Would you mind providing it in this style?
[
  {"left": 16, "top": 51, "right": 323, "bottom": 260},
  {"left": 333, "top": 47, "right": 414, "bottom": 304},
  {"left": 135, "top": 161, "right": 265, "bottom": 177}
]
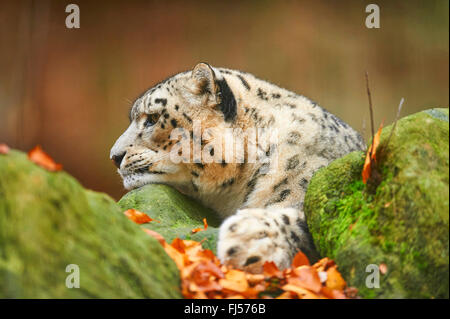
[{"left": 217, "top": 208, "right": 295, "bottom": 273}]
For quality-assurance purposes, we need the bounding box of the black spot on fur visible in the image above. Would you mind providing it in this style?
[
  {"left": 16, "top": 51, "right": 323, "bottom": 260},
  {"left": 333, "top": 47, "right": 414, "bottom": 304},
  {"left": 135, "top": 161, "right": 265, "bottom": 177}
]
[
  {"left": 227, "top": 246, "right": 238, "bottom": 256},
  {"left": 175, "top": 105, "right": 179, "bottom": 111},
  {"left": 299, "top": 178, "right": 309, "bottom": 190},
  {"left": 191, "top": 171, "right": 199, "bottom": 177},
  {"left": 244, "top": 256, "right": 261, "bottom": 266},
  {"left": 183, "top": 112, "right": 192, "bottom": 123},
  {"left": 257, "top": 88, "right": 269, "bottom": 101},
  {"left": 286, "top": 155, "right": 300, "bottom": 170},
  {"left": 266, "top": 189, "right": 292, "bottom": 207},
  {"left": 287, "top": 131, "right": 302, "bottom": 145},
  {"left": 308, "top": 113, "right": 318, "bottom": 123},
  {"left": 291, "top": 231, "right": 300, "bottom": 243},
  {"left": 195, "top": 163, "right": 204, "bottom": 169},
  {"left": 236, "top": 74, "right": 250, "bottom": 90},
  {"left": 329, "top": 124, "right": 339, "bottom": 133},
  {"left": 221, "top": 178, "right": 235, "bottom": 188},
  {"left": 170, "top": 119, "right": 177, "bottom": 128},
  {"left": 272, "top": 93, "right": 281, "bottom": 99},
  {"left": 297, "top": 219, "right": 309, "bottom": 233},
  {"left": 215, "top": 78, "right": 237, "bottom": 122},
  {"left": 282, "top": 214, "right": 290, "bottom": 225},
  {"left": 243, "top": 167, "right": 263, "bottom": 204},
  {"left": 155, "top": 98, "right": 167, "bottom": 106},
  {"left": 279, "top": 189, "right": 291, "bottom": 201},
  {"left": 273, "top": 178, "right": 288, "bottom": 191}
]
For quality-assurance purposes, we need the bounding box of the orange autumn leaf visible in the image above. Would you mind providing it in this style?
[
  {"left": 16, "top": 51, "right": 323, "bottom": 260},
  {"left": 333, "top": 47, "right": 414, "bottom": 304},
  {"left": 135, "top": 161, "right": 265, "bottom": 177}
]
[
  {"left": 291, "top": 251, "right": 310, "bottom": 267},
  {"left": 321, "top": 286, "right": 347, "bottom": 299},
  {"left": 124, "top": 208, "right": 158, "bottom": 224},
  {"left": 219, "top": 269, "right": 249, "bottom": 293},
  {"left": 312, "top": 257, "right": 335, "bottom": 273},
  {"left": 186, "top": 261, "right": 224, "bottom": 293},
  {"left": 362, "top": 123, "right": 383, "bottom": 184},
  {"left": 191, "top": 218, "right": 208, "bottom": 234},
  {"left": 28, "top": 145, "right": 63, "bottom": 172},
  {"left": 163, "top": 242, "right": 186, "bottom": 270},
  {"left": 281, "top": 284, "right": 321, "bottom": 299},
  {"left": 326, "top": 266, "right": 347, "bottom": 291},
  {"left": 262, "top": 261, "right": 283, "bottom": 278},
  {"left": 140, "top": 225, "right": 355, "bottom": 299},
  {"left": 276, "top": 291, "right": 296, "bottom": 299},
  {"left": 0, "top": 143, "right": 10, "bottom": 155},
  {"left": 290, "top": 266, "right": 322, "bottom": 293},
  {"left": 171, "top": 237, "right": 186, "bottom": 253},
  {"left": 245, "top": 273, "right": 265, "bottom": 285}
]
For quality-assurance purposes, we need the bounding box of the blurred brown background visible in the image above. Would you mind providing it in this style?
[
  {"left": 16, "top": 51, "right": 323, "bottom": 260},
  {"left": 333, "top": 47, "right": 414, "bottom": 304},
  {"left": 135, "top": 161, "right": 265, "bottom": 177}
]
[{"left": 0, "top": 0, "right": 448, "bottom": 200}]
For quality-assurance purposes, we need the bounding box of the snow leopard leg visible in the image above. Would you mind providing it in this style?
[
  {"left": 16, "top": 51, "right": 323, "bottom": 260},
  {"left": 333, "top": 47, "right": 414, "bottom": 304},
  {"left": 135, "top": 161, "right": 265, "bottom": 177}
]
[{"left": 217, "top": 207, "right": 320, "bottom": 273}]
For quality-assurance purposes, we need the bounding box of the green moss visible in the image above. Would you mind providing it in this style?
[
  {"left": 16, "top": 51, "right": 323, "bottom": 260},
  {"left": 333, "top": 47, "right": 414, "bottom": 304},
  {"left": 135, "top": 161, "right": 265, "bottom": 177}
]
[
  {"left": 0, "top": 151, "right": 182, "bottom": 298},
  {"left": 118, "top": 184, "right": 220, "bottom": 253},
  {"left": 305, "top": 108, "right": 449, "bottom": 299}
]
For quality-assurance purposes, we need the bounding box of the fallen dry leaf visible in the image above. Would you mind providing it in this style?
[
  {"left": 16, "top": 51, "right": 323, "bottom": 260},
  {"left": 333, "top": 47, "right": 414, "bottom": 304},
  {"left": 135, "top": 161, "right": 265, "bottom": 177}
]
[
  {"left": 219, "top": 269, "right": 249, "bottom": 293},
  {"left": 136, "top": 214, "right": 356, "bottom": 299},
  {"left": 0, "top": 143, "right": 10, "bottom": 155},
  {"left": 291, "top": 266, "right": 322, "bottom": 293},
  {"left": 28, "top": 145, "right": 62, "bottom": 172},
  {"left": 291, "top": 251, "right": 310, "bottom": 267},
  {"left": 313, "top": 257, "right": 335, "bottom": 273},
  {"left": 124, "top": 209, "right": 158, "bottom": 224},
  {"left": 282, "top": 284, "right": 322, "bottom": 299},
  {"left": 191, "top": 218, "right": 208, "bottom": 234},
  {"left": 362, "top": 122, "right": 383, "bottom": 184},
  {"left": 321, "top": 286, "right": 347, "bottom": 299},
  {"left": 326, "top": 266, "right": 347, "bottom": 291},
  {"left": 263, "top": 261, "right": 283, "bottom": 279}
]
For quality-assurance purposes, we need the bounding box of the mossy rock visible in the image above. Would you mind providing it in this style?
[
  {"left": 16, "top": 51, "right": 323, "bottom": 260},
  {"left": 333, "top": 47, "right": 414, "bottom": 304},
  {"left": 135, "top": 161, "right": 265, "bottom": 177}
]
[
  {"left": 304, "top": 108, "right": 449, "bottom": 298},
  {"left": 0, "top": 150, "right": 181, "bottom": 298},
  {"left": 118, "top": 184, "right": 220, "bottom": 253}
]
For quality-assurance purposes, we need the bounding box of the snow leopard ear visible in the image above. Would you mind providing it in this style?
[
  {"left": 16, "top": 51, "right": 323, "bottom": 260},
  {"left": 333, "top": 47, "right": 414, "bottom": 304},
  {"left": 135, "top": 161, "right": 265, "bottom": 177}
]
[
  {"left": 191, "top": 62, "right": 237, "bottom": 122},
  {"left": 192, "top": 62, "right": 217, "bottom": 95}
]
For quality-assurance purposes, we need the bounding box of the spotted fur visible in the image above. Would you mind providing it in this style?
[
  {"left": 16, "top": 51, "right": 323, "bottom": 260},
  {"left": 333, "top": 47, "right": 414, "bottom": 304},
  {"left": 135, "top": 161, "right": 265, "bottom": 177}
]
[{"left": 110, "top": 62, "right": 366, "bottom": 272}]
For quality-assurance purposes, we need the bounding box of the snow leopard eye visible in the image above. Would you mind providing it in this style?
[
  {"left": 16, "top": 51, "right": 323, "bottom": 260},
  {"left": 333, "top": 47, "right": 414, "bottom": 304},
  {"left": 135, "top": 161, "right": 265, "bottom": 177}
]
[{"left": 144, "top": 113, "right": 160, "bottom": 128}]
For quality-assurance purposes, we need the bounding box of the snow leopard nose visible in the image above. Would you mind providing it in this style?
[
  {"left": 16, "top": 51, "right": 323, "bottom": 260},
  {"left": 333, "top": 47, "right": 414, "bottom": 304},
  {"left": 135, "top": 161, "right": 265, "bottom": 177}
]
[{"left": 111, "top": 152, "right": 126, "bottom": 168}]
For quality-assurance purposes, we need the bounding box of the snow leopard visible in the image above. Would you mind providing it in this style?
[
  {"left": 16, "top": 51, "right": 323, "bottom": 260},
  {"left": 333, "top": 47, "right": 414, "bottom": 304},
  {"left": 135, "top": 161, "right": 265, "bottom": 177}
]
[{"left": 110, "top": 62, "right": 366, "bottom": 272}]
